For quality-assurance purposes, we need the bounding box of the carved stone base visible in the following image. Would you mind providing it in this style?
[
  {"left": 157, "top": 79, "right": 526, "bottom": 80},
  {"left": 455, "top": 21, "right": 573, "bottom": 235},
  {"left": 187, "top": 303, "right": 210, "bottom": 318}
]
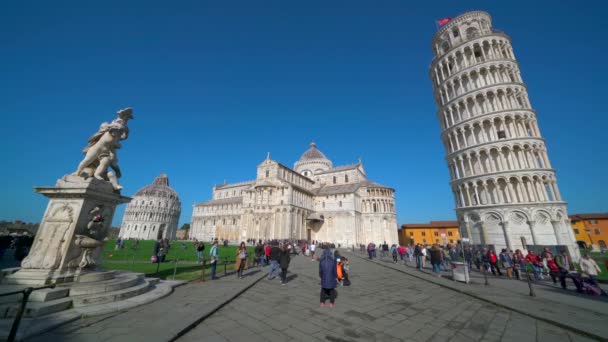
[{"left": 1, "top": 175, "right": 130, "bottom": 286}]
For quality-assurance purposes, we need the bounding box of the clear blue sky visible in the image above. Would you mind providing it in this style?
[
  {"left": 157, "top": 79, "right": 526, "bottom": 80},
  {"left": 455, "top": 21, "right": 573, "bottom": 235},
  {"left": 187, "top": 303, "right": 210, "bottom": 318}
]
[{"left": 1, "top": 1, "right": 607, "bottom": 227}]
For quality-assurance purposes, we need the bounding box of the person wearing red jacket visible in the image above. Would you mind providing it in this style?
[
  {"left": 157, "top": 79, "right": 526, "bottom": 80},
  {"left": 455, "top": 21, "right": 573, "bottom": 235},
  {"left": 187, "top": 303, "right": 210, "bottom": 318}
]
[
  {"left": 264, "top": 243, "right": 271, "bottom": 266},
  {"left": 525, "top": 250, "right": 543, "bottom": 281}
]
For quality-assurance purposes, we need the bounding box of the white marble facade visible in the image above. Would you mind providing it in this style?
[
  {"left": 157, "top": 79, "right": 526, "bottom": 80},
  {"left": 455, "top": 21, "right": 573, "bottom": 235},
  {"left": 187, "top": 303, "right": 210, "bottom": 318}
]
[
  {"left": 118, "top": 174, "right": 181, "bottom": 240},
  {"left": 430, "top": 11, "right": 579, "bottom": 260},
  {"left": 190, "top": 143, "right": 398, "bottom": 246}
]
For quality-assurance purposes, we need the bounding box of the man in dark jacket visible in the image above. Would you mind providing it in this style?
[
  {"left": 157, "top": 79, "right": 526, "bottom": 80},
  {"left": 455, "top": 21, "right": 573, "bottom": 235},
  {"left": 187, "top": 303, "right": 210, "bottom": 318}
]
[
  {"left": 319, "top": 248, "right": 338, "bottom": 307},
  {"left": 267, "top": 242, "right": 281, "bottom": 280},
  {"left": 429, "top": 244, "right": 443, "bottom": 276},
  {"left": 254, "top": 242, "right": 264, "bottom": 267},
  {"left": 279, "top": 244, "right": 291, "bottom": 285},
  {"left": 414, "top": 244, "right": 423, "bottom": 270}
]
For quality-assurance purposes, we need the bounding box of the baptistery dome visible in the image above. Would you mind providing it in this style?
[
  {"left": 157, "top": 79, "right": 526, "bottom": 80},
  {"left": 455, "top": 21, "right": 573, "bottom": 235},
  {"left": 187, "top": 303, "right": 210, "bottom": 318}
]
[{"left": 119, "top": 174, "right": 181, "bottom": 240}]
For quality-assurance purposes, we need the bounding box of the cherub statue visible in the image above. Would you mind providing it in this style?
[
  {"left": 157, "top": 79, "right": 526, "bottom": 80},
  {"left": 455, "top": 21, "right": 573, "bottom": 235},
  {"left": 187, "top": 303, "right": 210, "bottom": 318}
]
[{"left": 74, "top": 108, "right": 133, "bottom": 190}]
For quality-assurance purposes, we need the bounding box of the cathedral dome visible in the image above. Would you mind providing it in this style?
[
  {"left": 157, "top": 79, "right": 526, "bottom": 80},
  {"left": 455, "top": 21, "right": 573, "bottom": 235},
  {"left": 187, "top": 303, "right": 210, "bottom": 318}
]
[
  {"left": 299, "top": 143, "right": 329, "bottom": 161},
  {"left": 294, "top": 142, "right": 333, "bottom": 177}
]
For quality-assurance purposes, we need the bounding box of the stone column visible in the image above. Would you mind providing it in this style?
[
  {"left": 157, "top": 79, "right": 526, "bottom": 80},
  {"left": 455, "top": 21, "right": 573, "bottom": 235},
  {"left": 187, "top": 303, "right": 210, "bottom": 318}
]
[
  {"left": 527, "top": 220, "right": 539, "bottom": 246},
  {"left": 500, "top": 221, "right": 513, "bottom": 250},
  {"left": 551, "top": 220, "right": 564, "bottom": 246}
]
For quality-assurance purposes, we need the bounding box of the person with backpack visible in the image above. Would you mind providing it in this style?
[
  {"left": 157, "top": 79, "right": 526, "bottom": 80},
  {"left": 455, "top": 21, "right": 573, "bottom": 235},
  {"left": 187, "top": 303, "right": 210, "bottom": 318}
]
[
  {"left": 319, "top": 248, "right": 338, "bottom": 307},
  {"left": 390, "top": 244, "right": 398, "bottom": 264},
  {"left": 267, "top": 242, "right": 281, "bottom": 280}
]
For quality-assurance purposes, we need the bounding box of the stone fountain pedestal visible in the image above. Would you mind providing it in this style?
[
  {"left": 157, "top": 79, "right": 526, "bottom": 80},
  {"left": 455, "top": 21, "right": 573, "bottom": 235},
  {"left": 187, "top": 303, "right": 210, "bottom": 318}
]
[
  {"left": 0, "top": 175, "right": 186, "bottom": 340},
  {"left": 3, "top": 174, "right": 130, "bottom": 285}
]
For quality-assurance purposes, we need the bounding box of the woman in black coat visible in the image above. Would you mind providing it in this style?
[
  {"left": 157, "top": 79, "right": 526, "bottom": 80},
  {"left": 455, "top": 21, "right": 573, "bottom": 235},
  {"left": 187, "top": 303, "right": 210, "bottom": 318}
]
[{"left": 279, "top": 244, "right": 291, "bottom": 285}]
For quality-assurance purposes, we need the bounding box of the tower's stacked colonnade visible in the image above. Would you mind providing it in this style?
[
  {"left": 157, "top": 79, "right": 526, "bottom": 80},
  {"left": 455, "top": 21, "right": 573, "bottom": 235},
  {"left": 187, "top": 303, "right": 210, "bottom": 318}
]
[{"left": 430, "top": 11, "right": 579, "bottom": 259}]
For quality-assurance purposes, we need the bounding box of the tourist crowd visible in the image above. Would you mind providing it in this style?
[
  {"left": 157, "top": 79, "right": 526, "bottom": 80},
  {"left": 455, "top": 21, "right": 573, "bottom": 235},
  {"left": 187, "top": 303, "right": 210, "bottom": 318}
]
[{"left": 364, "top": 241, "right": 606, "bottom": 296}]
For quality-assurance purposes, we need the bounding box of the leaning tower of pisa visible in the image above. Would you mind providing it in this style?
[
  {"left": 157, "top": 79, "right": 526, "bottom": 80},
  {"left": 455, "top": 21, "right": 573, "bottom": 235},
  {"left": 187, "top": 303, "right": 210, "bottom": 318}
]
[{"left": 430, "top": 11, "right": 579, "bottom": 259}]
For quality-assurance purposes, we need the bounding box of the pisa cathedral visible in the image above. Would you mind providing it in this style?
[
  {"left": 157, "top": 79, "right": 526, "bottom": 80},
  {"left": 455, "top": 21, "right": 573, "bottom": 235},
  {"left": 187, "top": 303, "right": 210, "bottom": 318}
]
[
  {"left": 189, "top": 143, "right": 398, "bottom": 246},
  {"left": 430, "top": 11, "right": 579, "bottom": 259}
]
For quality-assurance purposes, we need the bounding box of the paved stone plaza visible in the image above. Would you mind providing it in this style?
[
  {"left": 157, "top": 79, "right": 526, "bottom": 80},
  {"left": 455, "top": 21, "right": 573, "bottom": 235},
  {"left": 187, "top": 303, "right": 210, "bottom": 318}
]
[{"left": 26, "top": 251, "right": 604, "bottom": 342}]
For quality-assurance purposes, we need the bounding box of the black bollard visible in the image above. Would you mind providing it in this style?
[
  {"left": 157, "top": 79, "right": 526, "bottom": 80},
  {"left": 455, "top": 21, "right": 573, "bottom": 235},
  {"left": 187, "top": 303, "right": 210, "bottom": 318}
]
[
  {"left": 172, "top": 258, "right": 179, "bottom": 280},
  {"left": 224, "top": 257, "right": 228, "bottom": 276},
  {"left": 484, "top": 266, "right": 489, "bottom": 286},
  {"left": 200, "top": 259, "right": 206, "bottom": 282}
]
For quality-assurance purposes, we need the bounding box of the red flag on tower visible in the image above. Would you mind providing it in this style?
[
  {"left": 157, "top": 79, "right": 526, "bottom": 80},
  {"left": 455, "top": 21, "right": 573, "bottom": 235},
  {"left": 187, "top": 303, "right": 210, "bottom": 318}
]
[{"left": 437, "top": 17, "right": 452, "bottom": 26}]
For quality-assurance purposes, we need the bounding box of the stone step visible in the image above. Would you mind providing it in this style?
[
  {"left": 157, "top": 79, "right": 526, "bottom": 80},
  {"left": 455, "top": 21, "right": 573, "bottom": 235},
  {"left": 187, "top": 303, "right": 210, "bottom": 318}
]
[
  {"left": 0, "top": 285, "right": 68, "bottom": 305},
  {"left": 69, "top": 272, "right": 143, "bottom": 296},
  {"left": 145, "top": 278, "right": 160, "bottom": 286},
  {"left": 1, "top": 297, "right": 73, "bottom": 318},
  {"left": 77, "top": 270, "right": 116, "bottom": 283},
  {"left": 0, "top": 267, "right": 20, "bottom": 282},
  {"left": 71, "top": 279, "right": 151, "bottom": 308},
  {"left": 30, "top": 287, "right": 70, "bottom": 302}
]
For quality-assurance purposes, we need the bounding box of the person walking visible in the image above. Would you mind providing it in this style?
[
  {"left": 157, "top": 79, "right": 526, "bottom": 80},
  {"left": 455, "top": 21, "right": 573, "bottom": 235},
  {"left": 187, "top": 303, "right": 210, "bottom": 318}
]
[
  {"left": 525, "top": 250, "right": 543, "bottom": 281},
  {"left": 253, "top": 241, "right": 264, "bottom": 267},
  {"left": 153, "top": 238, "right": 162, "bottom": 263},
  {"left": 414, "top": 244, "right": 423, "bottom": 270},
  {"left": 512, "top": 249, "right": 525, "bottom": 280},
  {"left": 429, "top": 244, "right": 443, "bottom": 276},
  {"left": 487, "top": 248, "right": 502, "bottom": 276},
  {"left": 209, "top": 240, "right": 219, "bottom": 280},
  {"left": 499, "top": 249, "right": 514, "bottom": 279},
  {"left": 319, "top": 248, "right": 338, "bottom": 307},
  {"left": 264, "top": 242, "right": 271, "bottom": 266},
  {"left": 366, "top": 243, "right": 374, "bottom": 259},
  {"left": 555, "top": 249, "right": 575, "bottom": 289},
  {"left": 279, "top": 244, "right": 291, "bottom": 285},
  {"left": 421, "top": 245, "right": 427, "bottom": 268},
  {"left": 196, "top": 241, "right": 205, "bottom": 264},
  {"left": 267, "top": 242, "right": 281, "bottom": 280},
  {"left": 391, "top": 244, "right": 398, "bottom": 264},
  {"left": 441, "top": 245, "right": 451, "bottom": 271},
  {"left": 235, "top": 242, "right": 248, "bottom": 279},
  {"left": 310, "top": 242, "right": 316, "bottom": 260},
  {"left": 580, "top": 253, "right": 602, "bottom": 287},
  {"left": 397, "top": 245, "right": 406, "bottom": 264}
]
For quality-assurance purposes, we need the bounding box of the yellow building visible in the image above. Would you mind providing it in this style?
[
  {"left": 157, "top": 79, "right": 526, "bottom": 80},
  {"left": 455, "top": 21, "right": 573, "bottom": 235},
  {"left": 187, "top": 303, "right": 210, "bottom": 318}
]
[
  {"left": 570, "top": 213, "right": 608, "bottom": 250},
  {"left": 399, "top": 221, "right": 460, "bottom": 246}
]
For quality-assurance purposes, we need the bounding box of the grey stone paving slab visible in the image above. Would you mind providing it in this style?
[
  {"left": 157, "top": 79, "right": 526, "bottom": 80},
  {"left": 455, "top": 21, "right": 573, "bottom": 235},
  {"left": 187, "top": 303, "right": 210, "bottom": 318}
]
[{"left": 23, "top": 250, "right": 602, "bottom": 342}]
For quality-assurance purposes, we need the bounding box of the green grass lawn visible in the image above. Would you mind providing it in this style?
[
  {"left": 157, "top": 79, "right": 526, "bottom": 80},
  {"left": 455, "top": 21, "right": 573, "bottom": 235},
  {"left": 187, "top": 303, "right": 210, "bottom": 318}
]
[{"left": 101, "top": 239, "right": 257, "bottom": 281}]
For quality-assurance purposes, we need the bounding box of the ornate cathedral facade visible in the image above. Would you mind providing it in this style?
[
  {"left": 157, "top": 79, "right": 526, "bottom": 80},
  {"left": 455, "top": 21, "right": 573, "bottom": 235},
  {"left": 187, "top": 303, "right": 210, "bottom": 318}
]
[{"left": 189, "top": 143, "right": 398, "bottom": 246}]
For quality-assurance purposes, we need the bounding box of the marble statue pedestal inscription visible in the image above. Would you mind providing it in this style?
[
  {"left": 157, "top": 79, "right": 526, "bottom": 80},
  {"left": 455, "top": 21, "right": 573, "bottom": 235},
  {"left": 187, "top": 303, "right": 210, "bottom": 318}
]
[{"left": 3, "top": 175, "right": 130, "bottom": 285}]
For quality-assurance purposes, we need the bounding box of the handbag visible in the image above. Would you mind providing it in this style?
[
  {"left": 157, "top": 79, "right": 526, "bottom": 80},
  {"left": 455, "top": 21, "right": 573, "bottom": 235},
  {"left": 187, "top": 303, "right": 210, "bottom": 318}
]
[{"left": 151, "top": 255, "right": 158, "bottom": 263}]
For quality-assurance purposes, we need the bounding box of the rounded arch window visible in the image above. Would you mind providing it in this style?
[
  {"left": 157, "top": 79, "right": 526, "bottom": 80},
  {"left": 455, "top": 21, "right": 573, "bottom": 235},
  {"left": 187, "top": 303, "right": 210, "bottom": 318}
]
[
  {"left": 466, "top": 27, "right": 479, "bottom": 39},
  {"left": 440, "top": 41, "right": 450, "bottom": 54}
]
